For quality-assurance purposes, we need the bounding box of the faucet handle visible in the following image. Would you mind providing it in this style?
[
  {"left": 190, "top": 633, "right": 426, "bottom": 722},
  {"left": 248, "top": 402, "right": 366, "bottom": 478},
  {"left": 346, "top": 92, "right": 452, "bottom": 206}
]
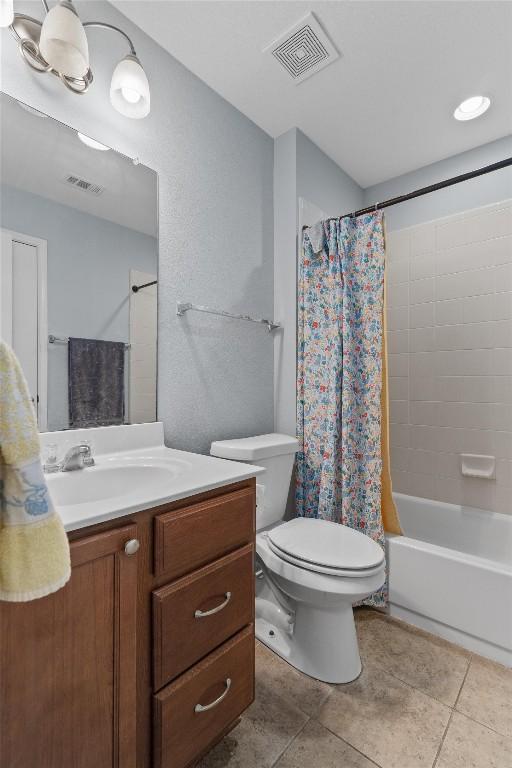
[
  {"left": 81, "top": 439, "right": 95, "bottom": 467},
  {"left": 43, "top": 443, "right": 61, "bottom": 474}
]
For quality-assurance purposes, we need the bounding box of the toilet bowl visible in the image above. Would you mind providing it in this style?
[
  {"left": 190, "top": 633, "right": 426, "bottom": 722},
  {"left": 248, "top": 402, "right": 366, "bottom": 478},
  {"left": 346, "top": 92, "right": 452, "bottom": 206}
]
[
  {"left": 256, "top": 519, "right": 385, "bottom": 683},
  {"left": 210, "top": 433, "right": 386, "bottom": 684}
]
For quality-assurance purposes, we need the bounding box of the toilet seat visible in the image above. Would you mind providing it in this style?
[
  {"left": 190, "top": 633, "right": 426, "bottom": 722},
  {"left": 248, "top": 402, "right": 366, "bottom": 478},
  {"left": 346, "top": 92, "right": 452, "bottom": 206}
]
[
  {"left": 266, "top": 518, "right": 385, "bottom": 578},
  {"left": 256, "top": 532, "right": 385, "bottom": 599},
  {"left": 265, "top": 539, "right": 384, "bottom": 577}
]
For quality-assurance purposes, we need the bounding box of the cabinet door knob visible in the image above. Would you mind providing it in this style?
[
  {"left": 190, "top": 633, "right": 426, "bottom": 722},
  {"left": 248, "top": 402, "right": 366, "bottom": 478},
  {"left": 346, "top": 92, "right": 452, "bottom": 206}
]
[{"left": 124, "top": 538, "right": 140, "bottom": 556}]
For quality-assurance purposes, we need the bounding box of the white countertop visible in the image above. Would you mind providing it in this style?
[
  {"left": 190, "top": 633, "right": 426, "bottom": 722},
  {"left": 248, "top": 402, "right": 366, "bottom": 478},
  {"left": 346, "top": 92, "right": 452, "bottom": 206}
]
[{"left": 41, "top": 423, "right": 264, "bottom": 532}]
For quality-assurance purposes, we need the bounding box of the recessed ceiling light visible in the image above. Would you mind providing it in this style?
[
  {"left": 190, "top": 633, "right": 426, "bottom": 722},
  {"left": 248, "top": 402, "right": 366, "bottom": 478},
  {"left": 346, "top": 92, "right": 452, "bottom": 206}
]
[
  {"left": 454, "top": 95, "right": 490, "bottom": 121},
  {"left": 77, "top": 132, "right": 110, "bottom": 151}
]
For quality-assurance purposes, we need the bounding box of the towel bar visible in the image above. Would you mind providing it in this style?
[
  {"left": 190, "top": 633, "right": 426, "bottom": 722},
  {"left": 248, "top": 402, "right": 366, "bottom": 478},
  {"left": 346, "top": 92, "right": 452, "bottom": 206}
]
[
  {"left": 176, "top": 302, "right": 281, "bottom": 333},
  {"left": 48, "top": 334, "right": 131, "bottom": 349}
]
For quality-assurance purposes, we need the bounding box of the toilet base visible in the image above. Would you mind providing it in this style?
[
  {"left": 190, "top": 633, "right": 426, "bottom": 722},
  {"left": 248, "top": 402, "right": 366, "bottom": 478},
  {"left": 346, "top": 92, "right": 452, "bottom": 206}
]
[{"left": 255, "top": 597, "right": 362, "bottom": 684}]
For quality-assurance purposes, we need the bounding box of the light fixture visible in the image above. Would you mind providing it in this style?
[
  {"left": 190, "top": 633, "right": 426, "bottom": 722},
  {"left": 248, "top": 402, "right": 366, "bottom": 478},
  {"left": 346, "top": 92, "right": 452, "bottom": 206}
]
[
  {"left": 77, "top": 132, "right": 109, "bottom": 151},
  {"left": 39, "top": 1, "right": 89, "bottom": 80},
  {"left": 110, "top": 54, "right": 150, "bottom": 119},
  {"left": 7, "top": 0, "right": 150, "bottom": 117},
  {"left": 0, "top": 0, "right": 14, "bottom": 28},
  {"left": 454, "top": 95, "right": 490, "bottom": 121}
]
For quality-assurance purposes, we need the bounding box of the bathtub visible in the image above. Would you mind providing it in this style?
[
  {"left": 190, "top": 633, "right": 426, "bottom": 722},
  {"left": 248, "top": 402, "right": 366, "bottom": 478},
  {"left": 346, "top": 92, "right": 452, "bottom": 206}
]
[{"left": 386, "top": 493, "right": 512, "bottom": 667}]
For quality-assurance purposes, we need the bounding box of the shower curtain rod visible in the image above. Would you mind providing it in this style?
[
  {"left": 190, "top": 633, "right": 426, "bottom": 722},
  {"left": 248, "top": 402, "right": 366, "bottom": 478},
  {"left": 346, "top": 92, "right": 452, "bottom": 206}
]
[{"left": 306, "top": 157, "right": 512, "bottom": 226}]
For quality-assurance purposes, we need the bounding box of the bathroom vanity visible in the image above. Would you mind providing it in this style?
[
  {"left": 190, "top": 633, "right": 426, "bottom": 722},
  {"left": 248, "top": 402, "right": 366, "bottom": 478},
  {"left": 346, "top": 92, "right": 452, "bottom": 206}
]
[{"left": 0, "top": 424, "right": 261, "bottom": 768}]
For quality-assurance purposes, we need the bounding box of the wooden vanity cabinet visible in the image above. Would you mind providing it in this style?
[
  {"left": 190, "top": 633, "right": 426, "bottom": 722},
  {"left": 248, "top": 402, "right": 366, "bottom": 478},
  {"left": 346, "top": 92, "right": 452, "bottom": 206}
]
[
  {"left": 150, "top": 481, "right": 256, "bottom": 768},
  {"left": 154, "top": 626, "right": 254, "bottom": 768},
  {"left": 0, "top": 523, "right": 138, "bottom": 768},
  {"left": 0, "top": 477, "right": 256, "bottom": 768},
  {"left": 153, "top": 543, "right": 254, "bottom": 689},
  {"left": 154, "top": 487, "right": 255, "bottom": 580}
]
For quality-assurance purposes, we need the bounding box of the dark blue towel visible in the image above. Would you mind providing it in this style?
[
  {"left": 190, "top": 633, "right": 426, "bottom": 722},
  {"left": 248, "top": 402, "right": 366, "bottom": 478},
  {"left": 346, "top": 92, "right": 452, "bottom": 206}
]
[{"left": 68, "top": 338, "right": 125, "bottom": 428}]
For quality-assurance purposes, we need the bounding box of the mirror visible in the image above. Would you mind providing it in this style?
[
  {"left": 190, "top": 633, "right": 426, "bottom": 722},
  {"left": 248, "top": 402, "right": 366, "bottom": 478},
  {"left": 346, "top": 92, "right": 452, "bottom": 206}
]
[{"left": 0, "top": 92, "right": 158, "bottom": 432}]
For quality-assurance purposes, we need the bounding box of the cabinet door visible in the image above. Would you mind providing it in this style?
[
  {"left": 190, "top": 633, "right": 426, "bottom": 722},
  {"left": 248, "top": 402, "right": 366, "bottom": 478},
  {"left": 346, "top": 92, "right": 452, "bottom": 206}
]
[{"left": 0, "top": 523, "right": 138, "bottom": 768}]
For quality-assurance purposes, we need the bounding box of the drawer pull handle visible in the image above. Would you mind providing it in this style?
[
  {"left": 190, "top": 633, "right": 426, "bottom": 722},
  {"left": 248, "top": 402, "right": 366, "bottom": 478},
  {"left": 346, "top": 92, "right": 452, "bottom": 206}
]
[
  {"left": 194, "top": 592, "right": 232, "bottom": 618},
  {"left": 194, "top": 678, "right": 231, "bottom": 713}
]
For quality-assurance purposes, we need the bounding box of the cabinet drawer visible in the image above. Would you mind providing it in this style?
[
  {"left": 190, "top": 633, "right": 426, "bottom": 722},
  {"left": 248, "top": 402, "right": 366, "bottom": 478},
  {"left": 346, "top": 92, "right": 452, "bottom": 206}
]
[
  {"left": 153, "top": 545, "right": 254, "bottom": 689},
  {"left": 154, "top": 487, "right": 255, "bottom": 579},
  {"left": 153, "top": 625, "right": 254, "bottom": 768}
]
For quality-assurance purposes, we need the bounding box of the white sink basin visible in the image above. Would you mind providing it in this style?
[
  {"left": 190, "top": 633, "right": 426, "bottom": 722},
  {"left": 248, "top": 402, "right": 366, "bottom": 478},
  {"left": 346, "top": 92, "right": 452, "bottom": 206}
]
[
  {"left": 47, "top": 458, "right": 188, "bottom": 507},
  {"left": 40, "top": 424, "right": 264, "bottom": 532}
]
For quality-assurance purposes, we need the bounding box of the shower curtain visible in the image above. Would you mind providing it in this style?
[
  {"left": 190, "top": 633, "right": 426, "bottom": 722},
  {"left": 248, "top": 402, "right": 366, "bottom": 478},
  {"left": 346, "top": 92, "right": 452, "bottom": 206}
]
[{"left": 296, "top": 211, "right": 400, "bottom": 607}]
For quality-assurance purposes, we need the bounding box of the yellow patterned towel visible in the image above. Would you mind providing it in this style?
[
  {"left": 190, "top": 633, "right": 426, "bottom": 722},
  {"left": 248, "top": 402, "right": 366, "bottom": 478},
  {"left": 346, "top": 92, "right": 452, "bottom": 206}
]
[{"left": 0, "top": 341, "right": 70, "bottom": 601}]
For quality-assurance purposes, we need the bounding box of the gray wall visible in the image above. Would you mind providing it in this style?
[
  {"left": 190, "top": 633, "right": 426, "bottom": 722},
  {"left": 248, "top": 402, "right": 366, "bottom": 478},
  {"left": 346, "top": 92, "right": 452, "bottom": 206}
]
[
  {"left": 273, "top": 129, "right": 297, "bottom": 436},
  {"left": 1, "top": 0, "right": 274, "bottom": 453},
  {"left": 364, "top": 135, "right": 512, "bottom": 231},
  {"left": 296, "top": 129, "right": 364, "bottom": 218},
  {"left": 273, "top": 128, "right": 363, "bottom": 436},
  {"left": 1, "top": 184, "right": 157, "bottom": 430}
]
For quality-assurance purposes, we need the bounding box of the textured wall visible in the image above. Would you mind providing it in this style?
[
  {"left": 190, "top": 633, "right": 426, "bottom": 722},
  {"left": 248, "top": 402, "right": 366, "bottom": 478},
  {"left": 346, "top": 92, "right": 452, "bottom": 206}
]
[
  {"left": 273, "top": 129, "right": 297, "bottom": 437},
  {"left": 1, "top": 0, "right": 274, "bottom": 453},
  {"left": 364, "top": 136, "right": 512, "bottom": 231}
]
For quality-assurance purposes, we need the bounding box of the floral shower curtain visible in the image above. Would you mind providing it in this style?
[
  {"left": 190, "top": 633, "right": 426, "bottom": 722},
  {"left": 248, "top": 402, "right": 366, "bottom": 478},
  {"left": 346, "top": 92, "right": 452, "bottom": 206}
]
[{"left": 296, "top": 211, "right": 400, "bottom": 607}]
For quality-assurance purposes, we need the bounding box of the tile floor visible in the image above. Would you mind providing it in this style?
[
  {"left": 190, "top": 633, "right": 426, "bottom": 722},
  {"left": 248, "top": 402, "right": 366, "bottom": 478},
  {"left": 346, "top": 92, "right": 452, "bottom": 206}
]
[{"left": 199, "top": 609, "right": 512, "bottom": 768}]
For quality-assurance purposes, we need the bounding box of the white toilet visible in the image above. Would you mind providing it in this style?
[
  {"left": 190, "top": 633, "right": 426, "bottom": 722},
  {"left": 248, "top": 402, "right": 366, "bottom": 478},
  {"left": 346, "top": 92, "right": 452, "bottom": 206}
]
[{"left": 210, "top": 433, "right": 386, "bottom": 684}]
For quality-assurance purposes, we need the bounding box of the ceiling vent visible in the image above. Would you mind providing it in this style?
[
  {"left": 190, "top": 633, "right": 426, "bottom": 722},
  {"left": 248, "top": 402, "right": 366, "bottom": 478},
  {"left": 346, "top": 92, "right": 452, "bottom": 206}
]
[
  {"left": 264, "top": 13, "right": 340, "bottom": 84},
  {"left": 62, "top": 173, "right": 105, "bottom": 196}
]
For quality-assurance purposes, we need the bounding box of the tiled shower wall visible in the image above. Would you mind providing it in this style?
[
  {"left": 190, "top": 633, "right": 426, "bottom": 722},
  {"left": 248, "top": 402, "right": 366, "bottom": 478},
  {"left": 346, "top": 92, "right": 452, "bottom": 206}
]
[
  {"left": 386, "top": 199, "right": 512, "bottom": 514},
  {"left": 129, "top": 270, "right": 157, "bottom": 424}
]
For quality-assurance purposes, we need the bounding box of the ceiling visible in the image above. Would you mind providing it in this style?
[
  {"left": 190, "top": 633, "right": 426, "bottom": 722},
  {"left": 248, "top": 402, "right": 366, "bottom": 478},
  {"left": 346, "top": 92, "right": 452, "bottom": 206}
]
[
  {"left": 113, "top": 0, "right": 512, "bottom": 187},
  {"left": 1, "top": 94, "right": 157, "bottom": 236}
]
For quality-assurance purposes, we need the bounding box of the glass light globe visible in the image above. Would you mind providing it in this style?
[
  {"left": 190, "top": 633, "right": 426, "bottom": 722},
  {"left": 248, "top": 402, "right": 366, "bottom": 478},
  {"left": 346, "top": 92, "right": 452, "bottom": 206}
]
[
  {"left": 0, "top": 0, "right": 14, "bottom": 28},
  {"left": 110, "top": 54, "right": 150, "bottom": 119},
  {"left": 39, "top": 0, "right": 89, "bottom": 78}
]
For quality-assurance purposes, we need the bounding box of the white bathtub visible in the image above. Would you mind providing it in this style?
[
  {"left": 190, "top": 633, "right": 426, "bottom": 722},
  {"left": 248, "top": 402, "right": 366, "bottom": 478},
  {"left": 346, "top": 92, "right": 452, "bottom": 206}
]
[{"left": 387, "top": 493, "right": 512, "bottom": 667}]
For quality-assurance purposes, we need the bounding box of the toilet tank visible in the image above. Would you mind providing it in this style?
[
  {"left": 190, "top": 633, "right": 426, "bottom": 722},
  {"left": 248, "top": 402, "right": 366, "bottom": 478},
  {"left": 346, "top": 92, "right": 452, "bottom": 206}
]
[{"left": 210, "top": 434, "right": 299, "bottom": 530}]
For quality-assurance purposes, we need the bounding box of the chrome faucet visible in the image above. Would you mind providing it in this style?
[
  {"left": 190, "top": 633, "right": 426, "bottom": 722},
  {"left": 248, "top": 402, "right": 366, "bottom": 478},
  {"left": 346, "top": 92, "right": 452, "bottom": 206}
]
[{"left": 61, "top": 443, "right": 95, "bottom": 472}]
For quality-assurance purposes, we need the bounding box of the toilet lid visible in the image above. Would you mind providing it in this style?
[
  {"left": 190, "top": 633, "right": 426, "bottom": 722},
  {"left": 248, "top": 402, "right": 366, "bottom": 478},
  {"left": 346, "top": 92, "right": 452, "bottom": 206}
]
[{"left": 267, "top": 518, "right": 385, "bottom": 571}]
